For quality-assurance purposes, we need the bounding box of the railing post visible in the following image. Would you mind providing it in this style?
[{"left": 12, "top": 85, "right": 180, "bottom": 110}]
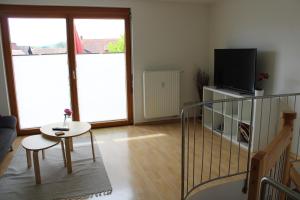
[
  {"left": 280, "top": 112, "right": 296, "bottom": 200},
  {"left": 280, "top": 112, "right": 297, "bottom": 129},
  {"left": 243, "top": 98, "right": 254, "bottom": 193},
  {"left": 181, "top": 110, "right": 185, "bottom": 200},
  {"left": 248, "top": 151, "right": 266, "bottom": 200}
]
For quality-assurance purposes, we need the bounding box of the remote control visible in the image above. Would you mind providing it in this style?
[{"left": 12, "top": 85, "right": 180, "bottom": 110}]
[
  {"left": 52, "top": 127, "right": 69, "bottom": 131},
  {"left": 55, "top": 131, "right": 65, "bottom": 136}
]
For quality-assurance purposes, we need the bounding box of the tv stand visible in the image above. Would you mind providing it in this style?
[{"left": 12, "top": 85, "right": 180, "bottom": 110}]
[{"left": 202, "top": 86, "right": 268, "bottom": 152}]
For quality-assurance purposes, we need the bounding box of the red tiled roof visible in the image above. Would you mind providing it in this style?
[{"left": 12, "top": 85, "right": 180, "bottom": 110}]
[
  {"left": 82, "top": 39, "right": 117, "bottom": 54},
  {"left": 32, "top": 48, "right": 66, "bottom": 55},
  {"left": 10, "top": 39, "right": 118, "bottom": 55}
]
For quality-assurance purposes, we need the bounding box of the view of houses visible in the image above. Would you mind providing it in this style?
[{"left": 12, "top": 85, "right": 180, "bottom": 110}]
[{"left": 11, "top": 38, "right": 119, "bottom": 56}]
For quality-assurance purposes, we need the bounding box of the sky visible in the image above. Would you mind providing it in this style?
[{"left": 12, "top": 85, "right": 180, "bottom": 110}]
[{"left": 8, "top": 18, "right": 125, "bottom": 46}]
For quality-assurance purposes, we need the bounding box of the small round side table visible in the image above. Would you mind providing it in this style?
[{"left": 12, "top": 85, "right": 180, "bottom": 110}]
[{"left": 22, "top": 135, "right": 65, "bottom": 184}]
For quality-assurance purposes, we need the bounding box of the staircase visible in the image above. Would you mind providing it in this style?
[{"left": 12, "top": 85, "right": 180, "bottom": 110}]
[{"left": 181, "top": 93, "right": 300, "bottom": 200}]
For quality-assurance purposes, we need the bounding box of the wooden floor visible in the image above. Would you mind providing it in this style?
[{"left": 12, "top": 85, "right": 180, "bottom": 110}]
[{"left": 0, "top": 123, "right": 247, "bottom": 200}]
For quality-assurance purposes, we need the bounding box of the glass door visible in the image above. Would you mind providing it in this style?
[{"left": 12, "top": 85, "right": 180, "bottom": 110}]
[
  {"left": 74, "top": 19, "right": 129, "bottom": 123},
  {"left": 8, "top": 18, "right": 71, "bottom": 129},
  {"left": 0, "top": 5, "right": 132, "bottom": 134}
]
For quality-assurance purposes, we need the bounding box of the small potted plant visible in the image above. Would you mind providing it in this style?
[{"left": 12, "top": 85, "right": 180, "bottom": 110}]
[
  {"left": 196, "top": 69, "right": 209, "bottom": 102},
  {"left": 255, "top": 72, "right": 269, "bottom": 96},
  {"left": 63, "top": 108, "right": 72, "bottom": 127}
]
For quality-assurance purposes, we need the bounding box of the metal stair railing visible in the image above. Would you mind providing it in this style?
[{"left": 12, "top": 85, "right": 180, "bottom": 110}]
[
  {"left": 260, "top": 177, "right": 300, "bottom": 200},
  {"left": 181, "top": 92, "right": 300, "bottom": 200}
]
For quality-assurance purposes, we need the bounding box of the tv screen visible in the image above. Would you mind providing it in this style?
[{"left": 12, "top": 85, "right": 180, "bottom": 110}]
[{"left": 214, "top": 48, "right": 257, "bottom": 94}]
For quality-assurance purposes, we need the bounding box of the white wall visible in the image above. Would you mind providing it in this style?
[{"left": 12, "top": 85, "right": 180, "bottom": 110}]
[
  {"left": 0, "top": 0, "right": 209, "bottom": 122},
  {"left": 208, "top": 0, "right": 300, "bottom": 153},
  {"left": 208, "top": 0, "right": 300, "bottom": 95}
]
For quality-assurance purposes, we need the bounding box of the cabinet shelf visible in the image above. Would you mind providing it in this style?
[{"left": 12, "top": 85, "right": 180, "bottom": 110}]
[
  {"left": 203, "top": 86, "right": 255, "bottom": 150},
  {"left": 223, "top": 114, "right": 251, "bottom": 125},
  {"left": 202, "top": 125, "right": 249, "bottom": 150},
  {"left": 204, "top": 106, "right": 224, "bottom": 115}
]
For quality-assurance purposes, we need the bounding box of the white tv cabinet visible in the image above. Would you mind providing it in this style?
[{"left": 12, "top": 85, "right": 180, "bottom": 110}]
[{"left": 202, "top": 86, "right": 269, "bottom": 152}]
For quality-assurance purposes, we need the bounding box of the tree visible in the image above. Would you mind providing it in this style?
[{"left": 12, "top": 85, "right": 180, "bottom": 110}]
[{"left": 107, "top": 35, "right": 125, "bottom": 53}]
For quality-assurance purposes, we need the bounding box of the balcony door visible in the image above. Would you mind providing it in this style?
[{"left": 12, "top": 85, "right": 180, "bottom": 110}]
[
  {"left": 0, "top": 5, "right": 133, "bottom": 135},
  {"left": 74, "top": 19, "right": 128, "bottom": 123}
]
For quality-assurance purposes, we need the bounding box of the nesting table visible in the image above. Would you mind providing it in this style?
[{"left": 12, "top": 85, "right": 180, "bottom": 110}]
[
  {"left": 40, "top": 121, "right": 95, "bottom": 174},
  {"left": 22, "top": 135, "right": 64, "bottom": 184}
]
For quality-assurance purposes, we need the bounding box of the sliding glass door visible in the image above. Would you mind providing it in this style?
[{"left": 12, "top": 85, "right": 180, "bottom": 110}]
[
  {"left": 74, "top": 19, "right": 128, "bottom": 123},
  {"left": 0, "top": 5, "right": 133, "bottom": 134},
  {"left": 8, "top": 18, "right": 71, "bottom": 129}
]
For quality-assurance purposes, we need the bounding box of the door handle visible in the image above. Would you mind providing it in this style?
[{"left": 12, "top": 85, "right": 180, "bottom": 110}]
[{"left": 72, "top": 70, "right": 76, "bottom": 80}]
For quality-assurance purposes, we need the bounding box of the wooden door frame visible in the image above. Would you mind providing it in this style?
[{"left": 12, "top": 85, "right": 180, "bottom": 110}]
[{"left": 0, "top": 4, "right": 133, "bottom": 135}]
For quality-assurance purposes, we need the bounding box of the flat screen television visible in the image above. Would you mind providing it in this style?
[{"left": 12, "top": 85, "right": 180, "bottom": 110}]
[{"left": 214, "top": 48, "right": 257, "bottom": 94}]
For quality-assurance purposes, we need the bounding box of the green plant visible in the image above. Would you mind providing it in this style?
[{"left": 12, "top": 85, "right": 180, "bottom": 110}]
[{"left": 107, "top": 35, "right": 125, "bottom": 53}]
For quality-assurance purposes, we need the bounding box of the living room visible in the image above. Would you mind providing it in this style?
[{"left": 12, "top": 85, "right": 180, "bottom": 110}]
[{"left": 1, "top": 0, "right": 300, "bottom": 200}]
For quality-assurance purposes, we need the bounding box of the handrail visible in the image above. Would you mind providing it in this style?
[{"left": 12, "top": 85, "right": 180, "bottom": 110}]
[
  {"left": 182, "top": 92, "right": 300, "bottom": 112},
  {"left": 248, "top": 112, "right": 296, "bottom": 200},
  {"left": 260, "top": 177, "right": 300, "bottom": 200}
]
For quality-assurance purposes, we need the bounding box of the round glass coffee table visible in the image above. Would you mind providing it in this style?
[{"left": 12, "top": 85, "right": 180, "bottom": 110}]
[{"left": 40, "top": 121, "right": 95, "bottom": 174}]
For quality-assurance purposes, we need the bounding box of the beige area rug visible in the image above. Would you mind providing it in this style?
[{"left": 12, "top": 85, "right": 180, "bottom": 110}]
[{"left": 0, "top": 137, "right": 112, "bottom": 200}]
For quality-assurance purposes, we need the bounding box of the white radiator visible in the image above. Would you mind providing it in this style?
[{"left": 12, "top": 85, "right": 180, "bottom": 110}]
[{"left": 143, "top": 70, "right": 180, "bottom": 119}]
